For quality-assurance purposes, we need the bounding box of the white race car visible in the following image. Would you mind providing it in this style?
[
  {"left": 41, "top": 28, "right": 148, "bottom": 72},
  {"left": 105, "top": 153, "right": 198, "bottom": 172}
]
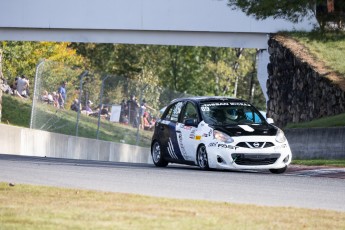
[{"left": 151, "top": 96, "right": 292, "bottom": 174}]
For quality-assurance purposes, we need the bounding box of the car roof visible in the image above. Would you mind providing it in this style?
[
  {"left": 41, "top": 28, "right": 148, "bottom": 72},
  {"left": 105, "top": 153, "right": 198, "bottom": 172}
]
[{"left": 170, "top": 96, "right": 247, "bottom": 104}]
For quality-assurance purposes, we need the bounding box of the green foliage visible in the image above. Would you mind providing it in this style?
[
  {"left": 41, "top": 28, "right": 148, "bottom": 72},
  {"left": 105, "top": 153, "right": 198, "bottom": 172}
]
[
  {"left": 71, "top": 43, "right": 262, "bottom": 99},
  {"left": 228, "top": 0, "right": 345, "bottom": 30},
  {"left": 0, "top": 41, "right": 85, "bottom": 96},
  {"left": 227, "top": 0, "right": 318, "bottom": 23}
]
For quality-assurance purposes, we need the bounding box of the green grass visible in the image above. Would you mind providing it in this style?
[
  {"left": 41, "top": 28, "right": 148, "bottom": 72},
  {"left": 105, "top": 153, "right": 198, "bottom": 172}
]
[
  {"left": 0, "top": 183, "right": 344, "bottom": 230},
  {"left": 292, "top": 159, "right": 345, "bottom": 167},
  {"left": 1, "top": 94, "right": 152, "bottom": 147},
  {"left": 1, "top": 94, "right": 31, "bottom": 127},
  {"left": 288, "top": 31, "right": 345, "bottom": 77},
  {"left": 285, "top": 112, "right": 345, "bottom": 128}
]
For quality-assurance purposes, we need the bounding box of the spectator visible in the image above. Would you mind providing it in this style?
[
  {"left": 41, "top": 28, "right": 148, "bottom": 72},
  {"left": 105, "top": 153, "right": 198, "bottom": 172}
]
[
  {"left": 47, "top": 92, "right": 54, "bottom": 104},
  {"left": 70, "top": 98, "right": 80, "bottom": 112},
  {"left": 139, "top": 99, "right": 147, "bottom": 129},
  {"left": 85, "top": 100, "right": 95, "bottom": 115},
  {"left": 143, "top": 111, "right": 154, "bottom": 131},
  {"left": 100, "top": 106, "right": 110, "bottom": 119},
  {"left": 41, "top": 90, "right": 49, "bottom": 103},
  {"left": 52, "top": 92, "right": 59, "bottom": 108},
  {"left": 57, "top": 81, "right": 67, "bottom": 109},
  {"left": 139, "top": 99, "right": 155, "bottom": 129},
  {"left": 119, "top": 99, "right": 128, "bottom": 124},
  {"left": 127, "top": 95, "right": 139, "bottom": 127},
  {"left": 0, "top": 77, "right": 13, "bottom": 95},
  {"left": 16, "top": 75, "right": 29, "bottom": 98}
]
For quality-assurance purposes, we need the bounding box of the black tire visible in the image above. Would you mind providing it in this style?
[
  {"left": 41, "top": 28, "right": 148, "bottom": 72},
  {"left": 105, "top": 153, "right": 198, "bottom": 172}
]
[
  {"left": 269, "top": 166, "right": 287, "bottom": 174},
  {"left": 151, "top": 141, "right": 168, "bottom": 167},
  {"left": 197, "top": 145, "right": 209, "bottom": 170}
]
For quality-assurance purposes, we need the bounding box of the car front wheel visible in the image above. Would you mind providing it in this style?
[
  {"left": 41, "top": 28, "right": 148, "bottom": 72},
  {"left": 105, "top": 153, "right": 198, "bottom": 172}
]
[
  {"left": 269, "top": 166, "right": 287, "bottom": 174},
  {"left": 197, "top": 145, "right": 209, "bottom": 170},
  {"left": 151, "top": 141, "right": 168, "bottom": 167}
]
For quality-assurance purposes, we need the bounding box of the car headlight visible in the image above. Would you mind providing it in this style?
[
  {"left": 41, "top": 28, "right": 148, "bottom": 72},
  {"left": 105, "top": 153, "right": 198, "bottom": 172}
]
[
  {"left": 214, "top": 130, "right": 234, "bottom": 143},
  {"left": 276, "top": 128, "right": 287, "bottom": 143}
]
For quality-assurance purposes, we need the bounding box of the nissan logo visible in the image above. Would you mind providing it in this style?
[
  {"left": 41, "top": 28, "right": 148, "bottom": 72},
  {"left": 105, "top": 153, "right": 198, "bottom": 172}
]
[{"left": 253, "top": 142, "right": 260, "bottom": 148}]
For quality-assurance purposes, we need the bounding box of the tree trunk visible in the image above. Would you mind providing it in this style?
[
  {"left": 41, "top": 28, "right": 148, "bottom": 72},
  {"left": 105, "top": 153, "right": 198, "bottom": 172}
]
[{"left": 232, "top": 48, "right": 244, "bottom": 98}]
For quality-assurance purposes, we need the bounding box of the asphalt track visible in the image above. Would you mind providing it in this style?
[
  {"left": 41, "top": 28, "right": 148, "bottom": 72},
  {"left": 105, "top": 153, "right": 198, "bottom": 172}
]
[{"left": 0, "top": 154, "right": 344, "bottom": 212}]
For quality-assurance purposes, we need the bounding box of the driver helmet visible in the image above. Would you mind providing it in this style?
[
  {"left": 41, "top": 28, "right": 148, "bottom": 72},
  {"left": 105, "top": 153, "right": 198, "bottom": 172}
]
[{"left": 226, "top": 108, "right": 238, "bottom": 120}]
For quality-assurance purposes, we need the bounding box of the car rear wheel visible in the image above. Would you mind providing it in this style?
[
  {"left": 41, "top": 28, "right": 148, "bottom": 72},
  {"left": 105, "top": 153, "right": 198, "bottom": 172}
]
[
  {"left": 197, "top": 145, "right": 209, "bottom": 170},
  {"left": 269, "top": 166, "right": 287, "bottom": 174},
  {"left": 151, "top": 141, "right": 168, "bottom": 167}
]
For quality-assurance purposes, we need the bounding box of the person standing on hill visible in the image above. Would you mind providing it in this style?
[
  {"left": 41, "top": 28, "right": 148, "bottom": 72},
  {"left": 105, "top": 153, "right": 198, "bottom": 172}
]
[
  {"left": 127, "top": 95, "right": 139, "bottom": 128},
  {"left": 57, "top": 81, "right": 67, "bottom": 109},
  {"left": 16, "top": 75, "right": 29, "bottom": 98}
]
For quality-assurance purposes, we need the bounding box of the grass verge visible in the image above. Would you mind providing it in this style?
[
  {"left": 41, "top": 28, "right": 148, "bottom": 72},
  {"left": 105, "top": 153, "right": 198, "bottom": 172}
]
[
  {"left": 292, "top": 159, "right": 345, "bottom": 167},
  {"left": 285, "top": 112, "right": 345, "bottom": 128},
  {"left": 0, "top": 183, "right": 344, "bottom": 229}
]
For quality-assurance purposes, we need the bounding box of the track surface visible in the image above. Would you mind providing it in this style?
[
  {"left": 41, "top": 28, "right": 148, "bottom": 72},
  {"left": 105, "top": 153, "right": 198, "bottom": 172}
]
[{"left": 1, "top": 154, "right": 344, "bottom": 212}]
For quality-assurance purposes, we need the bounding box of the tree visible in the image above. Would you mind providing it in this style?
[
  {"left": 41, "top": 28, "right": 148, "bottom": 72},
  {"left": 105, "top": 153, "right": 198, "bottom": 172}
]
[
  {"left": 0, "top": 41, "right": 84, "bottom": 87},
  {"left": 227, "top": 0, "right": 345, "bottom": 30},
  {"left": 228, "top": 0, "right": 317, "bottom": 22},
  {"left": 71, "top": 43, "right": 266, "bottom": 109}
]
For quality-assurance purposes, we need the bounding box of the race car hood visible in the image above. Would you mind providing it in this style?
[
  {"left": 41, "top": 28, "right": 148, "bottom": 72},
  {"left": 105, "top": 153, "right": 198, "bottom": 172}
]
[{"left": 211, "top": 123, "right": 277, "bottom": 137}]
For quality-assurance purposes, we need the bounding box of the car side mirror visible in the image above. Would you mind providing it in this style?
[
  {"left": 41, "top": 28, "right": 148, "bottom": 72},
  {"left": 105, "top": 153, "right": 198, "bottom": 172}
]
[
  {"left": 184, "top": 118, "right": 198, "bottom": 127},
  {"left": 266, "top": 118, "right": 274, "bottom": 124}
]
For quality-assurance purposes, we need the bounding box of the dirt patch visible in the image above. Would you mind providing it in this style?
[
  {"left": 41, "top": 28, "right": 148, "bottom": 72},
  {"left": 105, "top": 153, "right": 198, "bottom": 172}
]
[{"left": 272, "top": 34, "right": 345, "bottom": 91}]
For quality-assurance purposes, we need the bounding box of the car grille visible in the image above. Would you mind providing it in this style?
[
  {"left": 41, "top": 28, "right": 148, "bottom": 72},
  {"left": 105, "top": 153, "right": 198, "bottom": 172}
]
[
  {"left": 236, "top": 142, "right": 275, "bottom": 148},
  {"left": 231, "top": 153, "right": 280, "bottom": 165}
]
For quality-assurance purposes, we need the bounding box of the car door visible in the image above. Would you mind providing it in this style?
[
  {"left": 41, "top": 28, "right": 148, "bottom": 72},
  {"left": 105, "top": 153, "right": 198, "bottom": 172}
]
[
  {"left": 175, "top": 101, "right": 200, "bottom": 162},
  {"left": 157, "top": 101, "right": 185, "bottom": 161}
]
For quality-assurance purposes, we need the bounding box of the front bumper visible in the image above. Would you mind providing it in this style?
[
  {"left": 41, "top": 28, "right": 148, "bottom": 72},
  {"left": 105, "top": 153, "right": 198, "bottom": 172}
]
[{"left": 206, "top": 137, "right": 292, "bottom": 170}]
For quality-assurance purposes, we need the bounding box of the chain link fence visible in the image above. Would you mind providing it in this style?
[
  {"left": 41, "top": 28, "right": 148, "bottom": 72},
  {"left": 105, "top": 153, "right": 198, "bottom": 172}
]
[{"left": 30, "top": 61, "right": 191, "bottom": 147}]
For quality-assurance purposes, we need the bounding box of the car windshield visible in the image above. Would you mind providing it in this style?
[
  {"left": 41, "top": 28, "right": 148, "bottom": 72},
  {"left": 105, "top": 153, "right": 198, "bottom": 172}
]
[{"left": 200, "top": 101, "right": 266, "bottom": 126}]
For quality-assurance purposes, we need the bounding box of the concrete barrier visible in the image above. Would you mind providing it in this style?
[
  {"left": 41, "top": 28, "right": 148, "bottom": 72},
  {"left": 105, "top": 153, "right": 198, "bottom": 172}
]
[
  {"left": 285, "top": 127, "right": 345, "bottom": 159},
  {"left": 1, "top": 123, "right": 344, "bottom": 161},
  {"left": 0, "top": 123, "right": 153, "bottom": 163}
]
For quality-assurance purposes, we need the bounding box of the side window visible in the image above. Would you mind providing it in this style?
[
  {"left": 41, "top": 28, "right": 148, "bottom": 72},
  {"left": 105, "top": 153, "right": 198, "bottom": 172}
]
[
  {"left": 181, "top": 102, "right": 198, "bottom": 123},
  {"left": 163, "top": 102, "right": 183, "bottom": 122},
  {"left": 245, "top": 110, "right": 264, "bottom": 124},
  {"left": 245, "top": 111, "right": 253, "bottom": 121}
]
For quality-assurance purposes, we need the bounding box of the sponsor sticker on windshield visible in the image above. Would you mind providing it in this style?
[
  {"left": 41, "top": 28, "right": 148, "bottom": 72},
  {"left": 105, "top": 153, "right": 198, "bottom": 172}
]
[
  {"left": 229, "top": 102, "right": 251, "bottom": 106},
  {"left": 201, "top": 102, "right": 251, "bottom": 109}
]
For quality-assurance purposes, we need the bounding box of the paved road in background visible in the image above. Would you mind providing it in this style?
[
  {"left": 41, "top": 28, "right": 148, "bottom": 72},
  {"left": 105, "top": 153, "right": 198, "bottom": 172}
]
[{"left": 1, "top": 154, "right": 344, "bottom": 212}]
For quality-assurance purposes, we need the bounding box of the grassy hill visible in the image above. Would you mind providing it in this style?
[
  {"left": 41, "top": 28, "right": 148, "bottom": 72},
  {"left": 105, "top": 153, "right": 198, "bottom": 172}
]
[
  {"left": 288, "top": 31, "right": 345, "bottom": 77},
  {"left": 1, "top": 94, "right": 153, "bottom": 147}
]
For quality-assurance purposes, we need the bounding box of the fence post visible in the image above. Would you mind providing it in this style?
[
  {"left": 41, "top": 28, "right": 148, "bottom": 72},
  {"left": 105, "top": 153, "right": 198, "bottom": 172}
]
[
  {"left": 75, "top": 71, "right": 89, "bottom": 137},
  {"left": 96, "top": 75, "right": 111, "bottom": 139},
  {"left": 30, "top": 60, "right": 45, "bottom": 129}
]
